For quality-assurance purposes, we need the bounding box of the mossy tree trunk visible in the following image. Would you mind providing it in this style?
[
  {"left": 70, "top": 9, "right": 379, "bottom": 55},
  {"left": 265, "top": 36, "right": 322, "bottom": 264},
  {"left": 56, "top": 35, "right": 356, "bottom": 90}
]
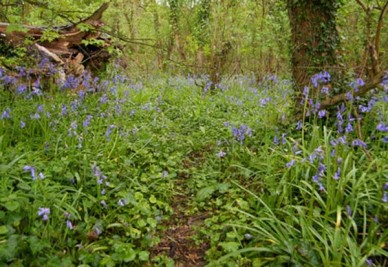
[{"left": 287, "top": 0, "right": 341, "bottom": 109}]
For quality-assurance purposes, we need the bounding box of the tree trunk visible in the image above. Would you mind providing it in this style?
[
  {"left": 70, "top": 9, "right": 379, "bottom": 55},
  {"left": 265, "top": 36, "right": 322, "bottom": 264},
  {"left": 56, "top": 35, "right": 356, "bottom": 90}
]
[{"left": 287, "top": 1, "right": 341, "bottom": 107}]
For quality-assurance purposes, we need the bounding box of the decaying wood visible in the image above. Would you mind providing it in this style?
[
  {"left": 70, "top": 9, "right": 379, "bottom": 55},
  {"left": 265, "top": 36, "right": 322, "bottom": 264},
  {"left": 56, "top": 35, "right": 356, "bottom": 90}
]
[{"left": 0, "top": 3, "right": 111, "bottom": 78}]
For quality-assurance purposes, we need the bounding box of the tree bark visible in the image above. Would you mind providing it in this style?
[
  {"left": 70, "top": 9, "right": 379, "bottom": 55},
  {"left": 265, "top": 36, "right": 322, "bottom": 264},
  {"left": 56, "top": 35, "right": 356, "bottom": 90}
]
[{"left": 287, "top": 1, "right": 341, "bottom": 108}]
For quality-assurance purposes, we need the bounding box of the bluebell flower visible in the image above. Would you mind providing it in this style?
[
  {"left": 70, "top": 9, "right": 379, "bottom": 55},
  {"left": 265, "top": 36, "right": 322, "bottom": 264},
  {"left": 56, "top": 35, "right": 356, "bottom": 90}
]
[
  {"left": 345, "top": 91, "right": 353, "bottom": 101},
  {"left": 359, "top": 105, "right": 370, "bottom": 113},
  {"left": 346, "top": 205, "right": 352, "bottom": 216},
  {"left": 83, "top": 115, "right": 93, "bottom": 128},
  {"left": 66, "top": 220, "right": 74, "bottom": 230},
  {"left": 16, "top": 84, "right": 27, "bottom": 94},
  {"left": 376, "top": 123, "right": 388, "bottom": 132},
  {"left": 286, "top": 159, "right": 296, "bottom": 168},
  {"left": 99, "top": 94, "right": 108, "bottom": 103},
  {"left": 384, "top": 182, "right": 388, "bottom": 190},
  {"left": 118, "top": 199, "right": 126, "bottom": 206},
  {"left": 296, "top": 120, "right": 303, "bottom": 130},
  {"left": 105, "top": 125, "right": 115, "bottom": 141},
  {"left": 351, "top": 139, "right": 367, "bottom": 148},
  {"left": 318, "top": 109, "right": 326, "bottom": 118},
  {"left": 20, "top": 121, "right": 26, "bottom": 128},
  {"left": 31, "top": 113, "right": 40, "bottom": 120},
  {"left": 217, "top": 151, "right": 226, "bottom": 158},
  {"left": 1, "top": 108, "right": 11, "bottom": 120},
  {"left": 61, "top": 104, "right": 67, "bottom": 116},
  {"left": 345, "top": 122, "right": 353, "bottom": 133},
  {"left": 333, "top": 168, "right": 340, "bottom": 180},
  {"left": 23, "top": 165, "right": 37, "bottom": 180},
  {"left": 382, "top": 192, "right": 387, "bottom": 203},
  {"left": 62, "top": 75, "right": 79, "bottom": 90},
  {"left": 38, "top": 207, "right": 50, "bottom": 221},
  {"left": 100, "top": 200, "right": 107, "bottom": 209},
  {"left": 317, "top": 163, "right": 326, "bottom": 177},
  {"left": 337, "top": 136, "right": 347, "bottom": 145}
]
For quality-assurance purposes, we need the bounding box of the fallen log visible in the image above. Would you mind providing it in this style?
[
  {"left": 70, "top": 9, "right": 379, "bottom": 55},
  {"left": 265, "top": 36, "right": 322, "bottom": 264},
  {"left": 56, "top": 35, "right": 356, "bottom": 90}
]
[{"left": 0, "top": 3, "right": 111, "bottom": 78}]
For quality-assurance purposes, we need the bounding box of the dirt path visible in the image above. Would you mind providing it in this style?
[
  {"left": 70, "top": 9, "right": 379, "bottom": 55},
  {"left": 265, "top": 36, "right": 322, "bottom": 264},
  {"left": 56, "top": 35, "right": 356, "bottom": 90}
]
[{"left": 152, "top": 151, "right": 210, "bottom": 266}]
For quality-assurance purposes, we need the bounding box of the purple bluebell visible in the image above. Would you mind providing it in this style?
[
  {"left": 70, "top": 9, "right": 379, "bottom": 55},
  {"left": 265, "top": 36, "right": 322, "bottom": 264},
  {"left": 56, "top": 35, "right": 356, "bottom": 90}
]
[
  {"left": 70, "top": 100, "right": 78, "bottom": 111},
  {"left": 99, "top": 94, "right": 108, "bottom": 104},
  {"left": 351, "top": 139, "right": 367, "bottom": 148},
  {"left": 66, "top": 220, "right": 74, "bottom": 230},
  {"left": 296, "top": 120, "right": 303, "bottom": 130},
  {"left": 317, "top": 163, "right": 326, "bottom": 177},
  {"left": 31, "top": 113, "right": 40, "bottom": 120},
  {"left": 286, "top": 159, "right": 296, "bottom": 168},
  {"left": 62, "top": 75, "right": 79, "bottom": 90},
  {"left": 38, "top": 207, "right": 50, "bottom": 221},
  {"left": 318, "top": 109, "right": 326, "bottom": 118},
  {"left": 2, "top": 75, "right": 17, "bottom": 85},
  {"left": 382, "top": 192, "right": 387, "bottom": 203},
  {"left": 16, "top": 84, "right": 27, "bottom": 94},
  {"left": 359, "top": 105, "right": 370, "bottom": 113},
  {"left": 321, "top": 86, "right": 329, "bottom": 94},
  {"left": 23, "top": 165, "right": 37, "bottom": 180},
  {"left": 345, "top": 91, "right": 353, "bottom": 101},
  {"left": 384, "top": 182, "right": 388, "bottom": 190},
  {"left": 217, "top": 151, "right": 226, "bottom": 158},
  {"left": 303, "top": 86, "right": 309, "bottom": 96},
  {"left": 376, "top": 123, "right": 388, "bottom": 132},
  {"left": 118, "top": 199, "right": 126, "bottom": 207},
  {"left": 312, "top": 174, "right": 319, "bottom": 183},
  {"left": 61, "top": 105, "right": 67, "bottom": 116},
  {"left": 232, "top": 125, "right": 252, "bottom": 144},
  {"left": 20, "top": 121, "right": 26, "bottom": 128},
  {"left": 100, "top": 200, "right": 107, "bottom": 209},
  {"left": 345, "top": 122, "right": 353, "bottom": 133},
  {"left": 83, "top": 115, "right": 93, "bottom": 128},
  {"left": 346, "top": 205, "right": 352, "bottom": 216},
  {"left": 105, "top": 125, "right": 115, "bottom": 141},
  {"left": 311, "top": 71, "right": 331, "bottom": 88},
  {"left": 1, "top": 108, "right": 11, "bottom": 120},
  {"left": 333, "top": 168, "right": 340, "bottom": 180},
  {"left": 337, "top": 136, "right": 347, "bottom": 145}
]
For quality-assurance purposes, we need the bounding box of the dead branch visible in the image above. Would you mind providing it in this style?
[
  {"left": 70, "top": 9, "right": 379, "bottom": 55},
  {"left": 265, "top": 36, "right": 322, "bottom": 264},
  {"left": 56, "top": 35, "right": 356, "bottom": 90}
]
[{"left": 319, "top": 70, "right": 387, "bottom": 110}]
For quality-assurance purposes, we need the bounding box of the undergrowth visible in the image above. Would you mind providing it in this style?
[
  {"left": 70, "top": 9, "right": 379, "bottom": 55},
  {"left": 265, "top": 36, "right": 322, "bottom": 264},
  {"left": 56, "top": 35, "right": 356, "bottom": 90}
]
[{"left": 0, "top": 69, "right": 387, "bottom": 266}]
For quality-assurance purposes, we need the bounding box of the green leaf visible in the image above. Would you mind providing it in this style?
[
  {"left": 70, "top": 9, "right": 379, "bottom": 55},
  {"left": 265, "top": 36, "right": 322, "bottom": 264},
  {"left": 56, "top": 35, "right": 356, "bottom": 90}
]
[
  {"left": 0, "top": 225, "right": 8, "bottom": 235},
  {"left": 196, "top": 186, "right": 215, "bottom": 202},
  {"left": 3, "top": 201, "right": 20, "bottom": 211},
  {"left": 220, "top": 242, "right": 240, "bottom": 253},
  {"left": 138, "top": 251, "right": 149, "bottom": 261},
  {"left": 123, "top": 248, "right": 136, "bottom": 262},
  {"left": 149, "top": 195, "right": 157, "bottom": 204}
]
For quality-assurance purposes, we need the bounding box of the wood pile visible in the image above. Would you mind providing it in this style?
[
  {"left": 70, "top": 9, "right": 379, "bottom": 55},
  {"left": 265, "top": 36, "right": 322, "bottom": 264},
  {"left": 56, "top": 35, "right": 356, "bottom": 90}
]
[{"left": 0, "top": 3, "right": 111, "bottom": 80}]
